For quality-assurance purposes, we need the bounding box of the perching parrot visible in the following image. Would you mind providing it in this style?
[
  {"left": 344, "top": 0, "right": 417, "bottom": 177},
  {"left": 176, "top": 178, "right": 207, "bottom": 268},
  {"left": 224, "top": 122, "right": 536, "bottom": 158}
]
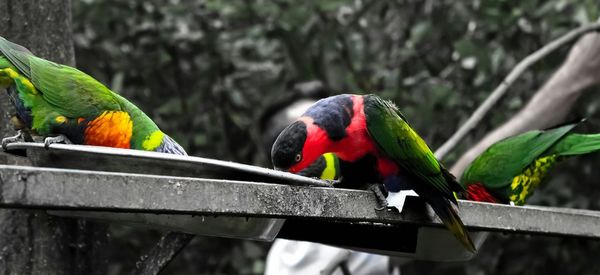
[
  {"left": 0, "top": 36, "right": 185, "bottom": 155},
  {"left": 461, "top": 121, "right": 600, "bottom": 205},
  {"left": 271, "top": 94, "right": 475, "bottom": 252}
]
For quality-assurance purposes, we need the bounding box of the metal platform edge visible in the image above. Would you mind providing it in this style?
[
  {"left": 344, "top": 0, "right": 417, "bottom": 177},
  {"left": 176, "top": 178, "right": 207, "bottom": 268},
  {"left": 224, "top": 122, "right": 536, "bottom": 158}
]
[
  {"left": 0, "top": 164, "right": 598, "bottom": 238},
  {"left": 3, "top": 142, "right": 331, "bottom": 187}
]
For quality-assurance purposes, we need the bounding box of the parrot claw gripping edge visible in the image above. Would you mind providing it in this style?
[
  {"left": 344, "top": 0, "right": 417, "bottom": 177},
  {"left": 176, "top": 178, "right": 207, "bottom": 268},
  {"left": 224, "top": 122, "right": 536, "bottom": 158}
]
[
  {"left": 44, "top": 134, "right": 73, "bottom": 149},
  {"left": 1, "top": 130, "right": 23, "bottom": 151},
  {"left": 368, "top": 183, "right": 389, "bottom": 211}
]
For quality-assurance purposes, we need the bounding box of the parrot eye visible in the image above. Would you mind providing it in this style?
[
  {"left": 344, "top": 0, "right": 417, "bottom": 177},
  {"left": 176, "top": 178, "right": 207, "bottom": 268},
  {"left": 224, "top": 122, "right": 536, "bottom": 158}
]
[{"left": 295, "top": 154, "right": 302, "bottom": 163}]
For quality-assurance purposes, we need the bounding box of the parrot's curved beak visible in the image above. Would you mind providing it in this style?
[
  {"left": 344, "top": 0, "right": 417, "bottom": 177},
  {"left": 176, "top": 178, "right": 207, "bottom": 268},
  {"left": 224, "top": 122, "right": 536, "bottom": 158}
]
[{"left": 274, "top": 165, "right": 298, "bottom": 174}]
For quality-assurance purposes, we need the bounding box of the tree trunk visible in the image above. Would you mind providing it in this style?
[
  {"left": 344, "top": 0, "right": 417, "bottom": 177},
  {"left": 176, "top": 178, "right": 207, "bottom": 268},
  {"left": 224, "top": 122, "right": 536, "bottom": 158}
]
[{"left": 0, "top": 1, "right": 108, "bottom": 274}]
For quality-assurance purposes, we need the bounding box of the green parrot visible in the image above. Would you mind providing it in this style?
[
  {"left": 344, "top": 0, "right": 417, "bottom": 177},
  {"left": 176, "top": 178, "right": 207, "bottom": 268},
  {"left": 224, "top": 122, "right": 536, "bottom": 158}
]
[
  {"left": 461, "top": 122, "right": 600, "bottom": 205},
  {"left": 271, "top": 94, "right": 475, "bottom": 252},
  {"left": 0, "top": 36, "right": 185, "bottom": 154}
]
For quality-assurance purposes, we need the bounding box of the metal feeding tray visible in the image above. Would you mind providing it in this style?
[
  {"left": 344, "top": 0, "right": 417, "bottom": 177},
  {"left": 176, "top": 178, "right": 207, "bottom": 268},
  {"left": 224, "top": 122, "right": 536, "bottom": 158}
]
[
  {"left": 2, "top": 142, "right": 486, "bottom": 260},
  {"left": 3, "top": 142, "right": 329, "bottom": 241},
  {"left": 3, "top": 142, "right": 328, "bottom": 186}
]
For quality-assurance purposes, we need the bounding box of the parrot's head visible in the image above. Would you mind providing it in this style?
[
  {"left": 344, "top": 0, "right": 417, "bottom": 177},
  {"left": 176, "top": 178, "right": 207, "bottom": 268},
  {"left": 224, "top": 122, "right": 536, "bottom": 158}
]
[{"left": 271, "top": 117, "right": 331, "bottom": 173}]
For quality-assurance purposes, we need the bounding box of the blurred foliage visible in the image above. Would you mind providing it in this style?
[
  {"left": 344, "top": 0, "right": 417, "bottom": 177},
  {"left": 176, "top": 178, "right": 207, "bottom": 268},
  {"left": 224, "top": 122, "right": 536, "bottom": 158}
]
[{"left": 71, "top": 0, "right": 600, "bottom": 274}]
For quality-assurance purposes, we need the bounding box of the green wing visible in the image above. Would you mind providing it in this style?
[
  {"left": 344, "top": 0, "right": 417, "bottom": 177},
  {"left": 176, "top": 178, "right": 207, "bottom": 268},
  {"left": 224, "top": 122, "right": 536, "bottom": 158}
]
[
  {"left": 461, "top": 123, "right": 578, "bottom": 189},
  {"left": 0, "top": 36, "right": 122, "bottom": 118},
  {"left": 364, "top": 94, "right": 476, "bottom": 251},
  {"left": 364, "top": 94, "right": 457, "bottom": 197}
]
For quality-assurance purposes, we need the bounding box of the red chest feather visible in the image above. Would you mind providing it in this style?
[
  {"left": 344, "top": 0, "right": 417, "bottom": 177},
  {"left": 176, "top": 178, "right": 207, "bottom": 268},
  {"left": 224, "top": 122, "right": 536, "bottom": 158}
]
[
  {"left": 84, "top": 111, "right": 133, "bottom": 149},
  {"left": 465, "top": 183, "right": 498, "bottom": 203},
  {"left": 332, "top": 95, "right": 399, "bottom": 177},
  {"left": 331, "top": 96, "right": 372, "bottom": 159}
]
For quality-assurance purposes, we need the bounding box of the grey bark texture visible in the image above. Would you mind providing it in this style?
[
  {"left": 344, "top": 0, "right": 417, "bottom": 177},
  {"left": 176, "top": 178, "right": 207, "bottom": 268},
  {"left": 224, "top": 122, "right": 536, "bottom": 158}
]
[
  {"left": 0, "top": 1, "right": 108, "bottom": 274},
  {"left": 135, "top": 232, "right": 195, "bottom": 275},
  {"left": 451, "top": 32, "right": 600, "bottom": 176}
]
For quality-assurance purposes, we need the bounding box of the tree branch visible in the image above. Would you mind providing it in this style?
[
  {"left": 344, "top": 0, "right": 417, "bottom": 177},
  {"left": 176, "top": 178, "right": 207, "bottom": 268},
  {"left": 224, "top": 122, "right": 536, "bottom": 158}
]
[
  {"left": 449, "top": 30, "right": 600, "bottom": 176},
  {"left": 134, "top": 232, "right": 194, "bottom": 275},
  {"left": 435, "top": 21, "right": 600, "bottom": 160}
]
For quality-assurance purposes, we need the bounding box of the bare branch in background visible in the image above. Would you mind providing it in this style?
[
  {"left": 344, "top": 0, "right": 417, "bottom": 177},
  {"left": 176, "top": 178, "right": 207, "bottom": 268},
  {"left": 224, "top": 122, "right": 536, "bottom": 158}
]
[
  {"left": 450, "top": 31, "right": 600, "bottom": 176},
  {"left": 435, "top": 21, "right": 600, "bottom": 160}
]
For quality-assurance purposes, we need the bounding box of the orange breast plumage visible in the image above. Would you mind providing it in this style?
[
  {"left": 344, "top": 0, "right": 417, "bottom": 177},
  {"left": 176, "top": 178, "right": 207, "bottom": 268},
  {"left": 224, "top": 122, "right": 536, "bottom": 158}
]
[{"left": 84, "top": 111, "right": 133, "bottom": 149}]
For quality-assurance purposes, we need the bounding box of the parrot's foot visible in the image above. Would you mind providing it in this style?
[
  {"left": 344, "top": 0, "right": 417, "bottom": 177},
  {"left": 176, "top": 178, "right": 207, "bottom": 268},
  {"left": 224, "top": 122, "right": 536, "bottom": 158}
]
[
  {"left": 386, "top": 190, "right": 419, "bottom": 213},
  {"left": 323, "top": 177, "right": 342, "bottom": 187},
  {"left": 368, "top": 183, "right": 389, "bottom": 211},
  {"left": 2, "top": 130, "right": 23, "bottom": 151},
  {"left": 44, "top": 135, "right": 73, "bottom": 149}
]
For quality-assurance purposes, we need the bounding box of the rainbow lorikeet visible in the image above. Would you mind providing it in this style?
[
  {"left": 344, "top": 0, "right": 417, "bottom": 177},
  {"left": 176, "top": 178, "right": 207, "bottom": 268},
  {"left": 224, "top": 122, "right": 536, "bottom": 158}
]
[
  {"left": 271, "top": 94, "right": 475, "bottom": 252},
  {"left": 0, "top": 36, "right": 185, "bottom": 154},
  {"left": 461, "top": 122, "right": 600, "bottom": 205}
]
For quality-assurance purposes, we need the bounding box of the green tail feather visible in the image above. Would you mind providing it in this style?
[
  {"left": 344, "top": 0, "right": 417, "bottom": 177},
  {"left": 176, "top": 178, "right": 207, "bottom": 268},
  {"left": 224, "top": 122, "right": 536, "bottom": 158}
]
[
  {"left": 427, "top": 195, "right": 476, "bottom": 252},
  {"left": 547, "top": 133, "right": 600, "bottom": 157}
]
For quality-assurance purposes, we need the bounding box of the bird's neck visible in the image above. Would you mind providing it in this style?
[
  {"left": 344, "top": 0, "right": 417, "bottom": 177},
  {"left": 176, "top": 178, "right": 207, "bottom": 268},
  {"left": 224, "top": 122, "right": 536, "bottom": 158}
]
[
  {"left": 114, "top": 94, "right": 161, "bottom": 150},
  {"left": 464, "top": 183, "right": 499, "bottom": 203},
  {"left": 301, "top": 125, "right": 333, "bottom": 170}
]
